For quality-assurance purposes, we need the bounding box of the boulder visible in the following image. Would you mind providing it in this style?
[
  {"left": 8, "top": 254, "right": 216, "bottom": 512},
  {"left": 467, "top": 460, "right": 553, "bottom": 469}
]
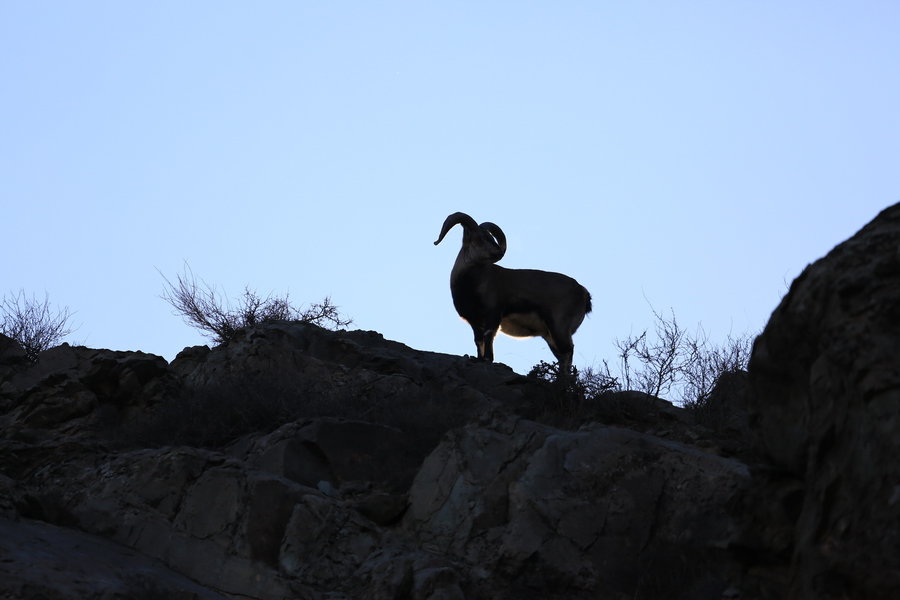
[
  {"left": 231, "top": 418, "right": 425, "bottom": 493},
  {"left": 749, "top": 202, "right": 900, "bottom": 598},
  {"left": 14, "top": 438, "right": 468, "bottom": 600},
  {"left": 405, "top": 416, "right": 752, "bottom": 599},
  {"left": 155, "top": 322, "right": 518, "bottom": 449},
  {"left": 0, "top": 343, "right": 175, "bottom": 443},
  {"left": 0, "top": 332, "right": 27, "bottom": 370},
  {"left": 0, "top": 517, "right": 231, "bottom": 600},
  {"left": 21, "top": 446, "right": 322, "bottom": 599}
]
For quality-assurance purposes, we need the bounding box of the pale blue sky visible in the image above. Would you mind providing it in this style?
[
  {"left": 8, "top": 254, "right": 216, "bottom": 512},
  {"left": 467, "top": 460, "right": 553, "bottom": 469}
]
[{"left": 3, "top": 2, "right": 898, "bottom": 377}]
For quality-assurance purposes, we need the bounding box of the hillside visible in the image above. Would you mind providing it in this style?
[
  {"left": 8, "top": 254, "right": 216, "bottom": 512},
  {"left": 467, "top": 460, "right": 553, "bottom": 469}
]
[{"left": 2, "top": 203, "right": 899, "bottom": 600}]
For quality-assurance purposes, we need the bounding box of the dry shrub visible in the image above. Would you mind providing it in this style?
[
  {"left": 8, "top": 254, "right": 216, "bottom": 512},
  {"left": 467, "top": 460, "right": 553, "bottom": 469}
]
[
  {"left": 1, "top": 291, "right": 73, "bottom": 361},
  {"left": 160, "top": 265, "right": 351, "bottom": 344}
]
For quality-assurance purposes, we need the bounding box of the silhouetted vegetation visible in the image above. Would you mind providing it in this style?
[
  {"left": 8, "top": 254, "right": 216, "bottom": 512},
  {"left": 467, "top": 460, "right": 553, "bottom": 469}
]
[
  {"left": 525, "top": 360, "right": 676, "bottom": 431},
  {"left": 0, "top": 291, "right": 73, "bottom": 361},
  {"left": 613, "top": 307, "right": 754, "bottom": 407},
  {"left": 530, "top": 306, "right": 755, "bottom": 410},
  {"left": 160, "top": 266, "right": 351, "bottom": 344}
]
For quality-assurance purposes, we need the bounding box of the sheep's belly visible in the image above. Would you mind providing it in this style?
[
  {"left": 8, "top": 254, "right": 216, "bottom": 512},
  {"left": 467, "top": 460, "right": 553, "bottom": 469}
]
[{"left": 500, "top": 312, "right": 548, "bottom": 338}]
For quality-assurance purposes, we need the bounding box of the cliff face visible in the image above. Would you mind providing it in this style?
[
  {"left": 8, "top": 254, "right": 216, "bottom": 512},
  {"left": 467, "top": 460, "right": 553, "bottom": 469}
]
[
  {"left": 2, "top": 203, "right": 898, "bottom": 600},
  {"left": 748, "top": 203, "right": 900, "bottom": 598}
]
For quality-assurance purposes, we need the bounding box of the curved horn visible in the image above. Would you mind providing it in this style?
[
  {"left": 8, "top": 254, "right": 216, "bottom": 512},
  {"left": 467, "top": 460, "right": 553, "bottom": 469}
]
[
  {"left": 479, "top": 222, "right": 506, "bottom": 262},
  {"left": 434, "top": 212, "right": 478, "bottom": 246}
]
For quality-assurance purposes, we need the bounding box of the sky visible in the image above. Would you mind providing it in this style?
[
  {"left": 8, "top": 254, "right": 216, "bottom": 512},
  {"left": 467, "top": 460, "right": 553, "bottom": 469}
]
[{"left": 3, "top": 2, "right": 899, "bottom": 380}]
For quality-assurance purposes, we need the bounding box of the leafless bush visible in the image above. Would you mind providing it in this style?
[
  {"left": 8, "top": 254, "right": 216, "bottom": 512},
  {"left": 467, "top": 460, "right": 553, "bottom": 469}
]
[
  {"left": 680, "top": 330, "right": 754, "bottom": 407},
  {"left": 528, "top": 360, "right": 619, "bottom": 396},
  {"left": 614, "top": 307, "right": 686, "bottom": 398},
  {"left": 612, "top": 307, "right": 754, "bottom": 405},
  {"left": 161, "top": 267, "right": 351, "bottom": 344},
  {"left": 526, "top": 359, "right": 684, "bottom": 431},
  {"left": 531, "top": 306, "right": 755, "bottom": 408},
  {"left": 526, "top": 360, "right": 620, "bottom": 426},
  {"left": 0, "top": 291, "right": 74, "bottom": 361}
]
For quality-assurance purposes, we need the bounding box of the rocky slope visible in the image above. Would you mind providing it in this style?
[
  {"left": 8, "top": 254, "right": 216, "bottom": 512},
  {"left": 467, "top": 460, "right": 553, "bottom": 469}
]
[{"left": 2, "top": 203, "right": 899, "bottom": 599}]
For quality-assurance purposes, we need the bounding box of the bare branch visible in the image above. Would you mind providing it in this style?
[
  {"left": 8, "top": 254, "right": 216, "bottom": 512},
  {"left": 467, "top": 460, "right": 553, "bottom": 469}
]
[
  {"left": 680, "top": 330, "right": 754, "bottom": 407},
  {"left": 160, "top": 266, "right": 352, "bottom": 344},
  {"left": 297, "top": 296, "right": 353, "bottom": 330},
  {"left": 0, "top": 291, "right": 74, "bottom": 361},
  {"left": 591, "top": 306, "right": 754, "bottom": 405}
]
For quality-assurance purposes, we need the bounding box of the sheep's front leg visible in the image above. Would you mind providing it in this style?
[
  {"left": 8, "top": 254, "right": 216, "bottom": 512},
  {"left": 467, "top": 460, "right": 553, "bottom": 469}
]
[
  {"left": 471, "top": 325, "right": 498, "bottom": 362},
  {"left": 482, "top": 328, "right": 498, "bottom": 363},
  {"left": 471, "top": 324, "right": 486, "bottom": 360}
]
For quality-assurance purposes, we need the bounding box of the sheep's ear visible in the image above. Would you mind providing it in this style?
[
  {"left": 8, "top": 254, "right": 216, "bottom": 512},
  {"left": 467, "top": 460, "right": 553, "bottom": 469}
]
[{"left": 434, "top": 212, "right": 478, "bottom": 246}]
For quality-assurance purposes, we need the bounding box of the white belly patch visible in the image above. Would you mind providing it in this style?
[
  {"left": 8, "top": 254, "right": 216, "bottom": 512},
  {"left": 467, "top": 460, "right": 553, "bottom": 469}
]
[{"left": 499, "top": 312, "right": 548, "bottom": 338}]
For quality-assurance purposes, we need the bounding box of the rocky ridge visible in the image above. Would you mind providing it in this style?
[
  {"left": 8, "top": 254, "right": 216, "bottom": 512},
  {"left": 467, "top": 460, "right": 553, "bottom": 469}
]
[{"left": 2, "top": 203, "right": 899, "bottom": 599}]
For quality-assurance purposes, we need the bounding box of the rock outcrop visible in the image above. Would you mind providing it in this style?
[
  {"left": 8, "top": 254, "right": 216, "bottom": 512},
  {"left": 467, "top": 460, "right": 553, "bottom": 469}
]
[
  {"left": 1, "top": 325, "right": 763, "bottom": 599},
  {"left": 2, "top": 203, "right": 899, "bottom": 599},
  {"left": 749, "top": 203, "right": 900, "bottom": 599},
  {"left": 405, "top": 417, "right": 752, "bottom": 599}
]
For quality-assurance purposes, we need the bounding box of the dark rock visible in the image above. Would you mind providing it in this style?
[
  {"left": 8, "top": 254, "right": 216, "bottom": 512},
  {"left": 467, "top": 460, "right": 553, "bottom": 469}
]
[
  {"left": 145, "top": 321, "right": 516, "bottom": 450},
  {"left": 28, "top": 446, "right": 311, "bottom": 599},
  {"left": 0, "top": 516, "right": 231, "bottom": 600},
  {"left": 169, "top": 343, "right": 210, "bottom": 377},
  {"left": 749, "top": 202, "right": 900, "bottom": 599},
  {"left": 0, "top": 319, "right": 781, "bottom": 599},
  {"left": 0, "top": 343, "right": 176, "bottom": 444},
  {"left": 405, "top": 416, "right": 752, "bottom": 598},
  {"left": 232, "top": 418, "right": 426, "bottom": 492},
  {"left": 686, "top": 370, "right": 756, "bottom": 458},
  {"left": 0, "top": 332, "right": 27, "bottom": 374},
  {"left": 353, "top": 492, "right": 409, "bottom": 525}
]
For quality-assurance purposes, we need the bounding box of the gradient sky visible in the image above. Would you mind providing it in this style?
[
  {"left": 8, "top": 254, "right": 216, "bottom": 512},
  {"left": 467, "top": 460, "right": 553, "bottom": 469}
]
[{"left": 3, "top": 2, "right": 898, "bottom": 379}]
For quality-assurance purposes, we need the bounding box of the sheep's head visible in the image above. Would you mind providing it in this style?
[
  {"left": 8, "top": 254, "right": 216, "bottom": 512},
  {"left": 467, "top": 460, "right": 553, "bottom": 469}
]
[{"left": 434, "top": 212, "right": 506, "bottom": 264}]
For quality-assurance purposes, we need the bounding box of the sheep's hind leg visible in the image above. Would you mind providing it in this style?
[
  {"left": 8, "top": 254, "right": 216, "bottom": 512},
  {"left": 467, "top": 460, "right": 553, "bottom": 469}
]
[{"left": 545, "top": 330, "right": 575, "bottom": 380}]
